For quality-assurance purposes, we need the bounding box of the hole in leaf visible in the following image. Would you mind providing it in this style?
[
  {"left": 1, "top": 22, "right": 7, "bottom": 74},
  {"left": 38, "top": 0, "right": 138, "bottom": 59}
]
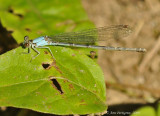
[
  {"left": 42, "top": 63, "right": 50, "bottom": 69},
  {"left": 50, "top": 78, "right": 63, "bottom": 94}
]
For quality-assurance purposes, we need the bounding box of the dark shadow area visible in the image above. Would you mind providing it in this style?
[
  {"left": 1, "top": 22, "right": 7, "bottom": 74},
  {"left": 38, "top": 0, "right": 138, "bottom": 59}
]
[
  {"left": 0, "top": 22, "right": 18, "bottom": 55},
  {"left": 0, "top": 99, "right": 159, "bottom": 116},
  {"left": 0, "top": 107, "right": 58, "bottom": 116},
  {"left": 104, "top": 99, "right": 159, "bottom": 116}
]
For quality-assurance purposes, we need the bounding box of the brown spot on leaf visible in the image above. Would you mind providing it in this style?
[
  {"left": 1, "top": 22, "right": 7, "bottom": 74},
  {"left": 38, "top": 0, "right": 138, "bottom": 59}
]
[
  {"left": 93, "top": 90, "right": 97, "bottom": 93},
  {"left": 69, "top": 84, "right": 74, "bottom": 90},
  {"left": 52, "top": 61, "right": 63, "bottom": 74},
  {"left": 25, "top": 28, "right": 31, "bottom": 32},
  {"left": 63, "top": 80, "right": 68, "bottom": 83},
  {"left": 79, "top": 99, "right": 87, "bottom": 105},
  {"left": 35, "top": 92, "right": 48, "bottom": 100},
  {"left": 8, "top": 8, "right": 13, "bottom": 13},
  {"left": 34, "top": 104, "right": 38, "bottom": 107},
  {"left": 44, "top": 51, "right": 49, "bottom": 54},
  {"left": 80, "top": 99, "right": 85, "bottom": 103},
  {"left": 8, "top": 7, "right": 23, "bottom": 19},
  {"left": 37, "top": 30, "right": 43, "bottom": 34},
  {"left": 72, "top": 54, "right": 76, "bottom": 57},
  {"left": 47, "top": 105, "right": 52, "bottom": 109}
]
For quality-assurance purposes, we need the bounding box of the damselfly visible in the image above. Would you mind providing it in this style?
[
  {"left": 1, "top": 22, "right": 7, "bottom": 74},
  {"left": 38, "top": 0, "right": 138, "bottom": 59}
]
[{"left": 22, "top": 25, "right": 146, "bottom": 59}]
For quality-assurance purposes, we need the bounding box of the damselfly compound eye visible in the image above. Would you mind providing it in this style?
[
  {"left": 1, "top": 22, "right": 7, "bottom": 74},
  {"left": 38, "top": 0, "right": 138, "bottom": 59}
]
[{"left": 24, "top": 36, "right": 29, "bottom": 41}]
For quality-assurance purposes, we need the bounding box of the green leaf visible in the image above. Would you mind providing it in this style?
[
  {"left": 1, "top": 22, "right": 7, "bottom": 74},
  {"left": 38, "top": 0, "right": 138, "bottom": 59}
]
[
  {"left": 0, "top": 0, "right": 107, "bottom": 114},
  {"left": 0, "top": 0, "right": 94, "bottom": 43},
  {"left": 130, "top": 106, "right": 156, "bottom": 116},
  {"left": 157, "top": 102, "right": 160, "bottom": 116},
  {"left": 0, "top": 46, "right": 107, "bottom": 115}
]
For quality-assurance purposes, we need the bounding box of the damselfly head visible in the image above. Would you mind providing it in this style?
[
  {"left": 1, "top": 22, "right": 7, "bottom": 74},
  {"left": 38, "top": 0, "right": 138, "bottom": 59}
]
[{"left": 22, "top": 36, "right": 30, "bottom": 48}]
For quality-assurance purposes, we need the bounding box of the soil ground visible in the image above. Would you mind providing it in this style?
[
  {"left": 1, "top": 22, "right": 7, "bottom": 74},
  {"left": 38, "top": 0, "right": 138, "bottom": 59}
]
[{"left": 82, "top": 0, "right": 160, "bottom": 105}]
